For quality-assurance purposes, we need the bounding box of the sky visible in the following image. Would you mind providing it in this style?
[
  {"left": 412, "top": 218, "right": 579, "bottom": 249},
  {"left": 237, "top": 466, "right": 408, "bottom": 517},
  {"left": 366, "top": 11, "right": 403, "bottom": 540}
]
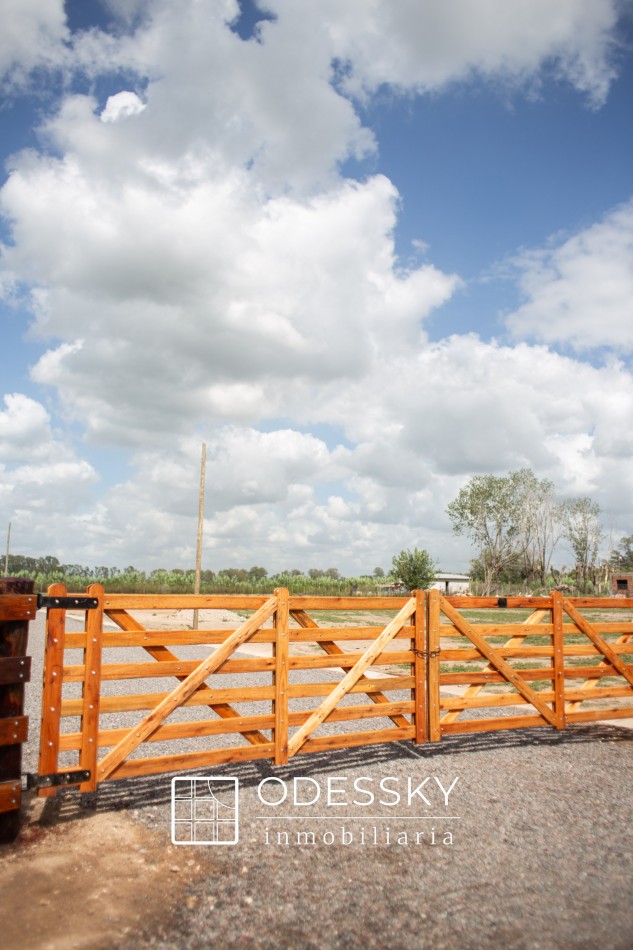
[{"left": 1, "top": 0, "right": 632, "bottom": 576}]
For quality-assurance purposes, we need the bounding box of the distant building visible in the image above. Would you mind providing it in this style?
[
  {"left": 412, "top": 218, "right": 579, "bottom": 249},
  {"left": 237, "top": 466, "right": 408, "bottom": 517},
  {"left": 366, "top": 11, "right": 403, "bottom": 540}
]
[
  {"left": 429, "top": 573, "right": 471, "bottom": 595},
  {"left": 610, "top": 572, "right": 633, "bottom": 596},
  {"left": 377, "top": 572, "right": 470, "bottom": 595}
]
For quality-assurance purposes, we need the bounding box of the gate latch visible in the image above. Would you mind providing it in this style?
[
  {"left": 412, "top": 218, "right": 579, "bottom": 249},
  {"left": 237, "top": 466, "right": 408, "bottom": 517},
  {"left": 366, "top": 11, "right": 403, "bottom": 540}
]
[
  {"left": 24, "top": 770, "right": 91, "bottom": 790},
  {"left": 37, "top": 594, "right": 99, "bottom": 610}
]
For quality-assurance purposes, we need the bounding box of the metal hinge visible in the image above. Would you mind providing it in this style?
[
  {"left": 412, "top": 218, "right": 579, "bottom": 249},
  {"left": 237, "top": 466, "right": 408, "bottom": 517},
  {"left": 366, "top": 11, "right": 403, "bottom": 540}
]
[
  {"left": 37, "top": 594, "right": 99, "bottom": 610},
  {"left": 24, "top": 770, "right": 91, "bottom": 790}
]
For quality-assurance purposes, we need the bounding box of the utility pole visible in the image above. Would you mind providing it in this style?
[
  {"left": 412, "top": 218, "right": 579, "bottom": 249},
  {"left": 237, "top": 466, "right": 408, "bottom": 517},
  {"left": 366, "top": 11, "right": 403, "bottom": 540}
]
[
  {"left": 4, "top": 522, "right": 10, "bottom": 576},
  {"left": 193, "top": 444, "right": 207, "bottom": 629}
]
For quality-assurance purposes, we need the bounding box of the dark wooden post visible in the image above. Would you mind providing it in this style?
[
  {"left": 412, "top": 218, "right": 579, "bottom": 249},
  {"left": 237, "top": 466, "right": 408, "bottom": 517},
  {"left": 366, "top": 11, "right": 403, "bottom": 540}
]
[{"left": 0, "top": 577, "right": 36, "bottom": 843}]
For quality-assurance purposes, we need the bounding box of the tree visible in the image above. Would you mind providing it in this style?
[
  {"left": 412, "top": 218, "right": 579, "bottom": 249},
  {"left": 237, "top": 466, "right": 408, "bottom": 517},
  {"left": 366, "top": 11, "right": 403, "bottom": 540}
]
[
  {"left": 447, "top": 472, "right": 527, "bottom": 595},
  {"left": 248, "top": 566, "right": 268, "bottom": 581},
  {"left": 391, "top": 547, "right": 436, "bottom": 591},
  {"left": 611, "top": 535, "right": 633, "bottom": 571},
  {"left": 373, "top": 567, "right": 385, "bottom": 578},
  {"left": 515, "top": 471, "right": 564, "bottom": 586},
  {"left": 560, "top": 498, "right": 603, "bottom": 591}
]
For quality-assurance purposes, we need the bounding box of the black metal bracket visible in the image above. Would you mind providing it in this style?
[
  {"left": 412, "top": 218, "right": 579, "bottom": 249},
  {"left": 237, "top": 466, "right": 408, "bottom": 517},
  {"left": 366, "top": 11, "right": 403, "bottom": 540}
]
[
  {"left": 497, "top": 597, "right": 508, "bottom": 608},
  {"left": 24, "top": 770, "right": 91, "bottom": 790},
  {"left": 37, "top": 594, "right": 99, "bottom": 611}
]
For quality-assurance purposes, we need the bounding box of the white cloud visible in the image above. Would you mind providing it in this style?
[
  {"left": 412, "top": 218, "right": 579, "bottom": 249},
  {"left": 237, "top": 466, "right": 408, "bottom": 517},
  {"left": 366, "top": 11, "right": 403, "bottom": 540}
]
[
  {"left": 1, "top": 156, "right": 457, "bottom": 442},
  {"left": 506, "top": 198, "right": 633, "bottom": 352},
  {"left": 309, "top": 0, "right": 620, "bottom": 106},
  {"left": 0, "top": 393, "right": 98, "bottom": 552},
  {"left": 0, "top": 0, "right": 68, "bottom": 87},
  {"left": 100, "top": 91, "right": 146, "bottom": 122}
]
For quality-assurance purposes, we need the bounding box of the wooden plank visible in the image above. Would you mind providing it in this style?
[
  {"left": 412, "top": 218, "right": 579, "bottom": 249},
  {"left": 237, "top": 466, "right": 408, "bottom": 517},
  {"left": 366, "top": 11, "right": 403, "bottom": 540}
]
[
  {"left": 551, "top": 591, "right": 566, "bottom": 729},
  {"left": 566, "top": 707, "right": 633, "bottom": 724},
  {"left": 289, "top": 596, "right": 409, "bottom": 611},
  {"left": 65, "top": 625, "right": 416, "bottom": 648},
  {"left": 427, "top": 589, "right": 441, "bottom": 741},
  {"left": 96, "top": 594, "right": 278, "bottom": 782},
  {"left": 562, "top": 599, "right": 633, "bottom": 690},
  {"left": 61, "top": 675, "right": 415, "bottom": 716},
  {"left": 440, "top": 715, "right": 547, "bottom": 735},
  {"left": 274, "top": 588, "right": 289, "bottom": 765},
  {"left": 436, "top": 643, "right": 633, "bottom": 660},
  {"left": 105, "top": 607, "right": 269, "bottom": 747},
  {"left": 289, "top": 608, "right": 411, "bottom": 730},
  {"left": 0, "top": 716, "right": 28, "bottom": 746},
  {"left": 413, "top": 590, "right": 426, "bottom": 743},
  {"left": 79, "top": 585, "right": 104, "bottom": 792},
  {"left": 62, "top": 685, "right": 277, "bottom": 716},
  {"left": 300, "top": 726, "right": 416, "bottom": 755},
  {"left": 439, "top": 597, "right": 557, "bottom": 727},
  {"left": 441, "top": 669, "right": 555, "bottom": 685},
  {"left": 109, "top": 743, "right": 275, "bottom": 780},
  {"left": 102, "top": 594, "right": 270, "bottom": 610},
  {"left": 287, "top": 597, "right": 416, "bottom": 757},
  {"left": 0, "top": 655, "right": 31, "bottom": 685},
  {"left": 37, "top": 584, "right": 67, "bottom": 799},
  {"left": 62, "top": 656, "right": 276, "bottom": 680},
  {"left": 444, "top": 596, "right": 554, "bottom": 609},
  {"left": 0, "top": 595, "right": 36, "bottom": 622},
  {"left": 0, "top": 780, "right": 21, "bottom": 815}
]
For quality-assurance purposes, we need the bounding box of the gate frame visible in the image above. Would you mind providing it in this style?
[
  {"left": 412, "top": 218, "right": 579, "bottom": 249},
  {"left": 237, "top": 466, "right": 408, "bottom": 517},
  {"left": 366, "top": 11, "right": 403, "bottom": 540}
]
[{"left": 33, "top": 585, "right": 633, "bottom": 795}]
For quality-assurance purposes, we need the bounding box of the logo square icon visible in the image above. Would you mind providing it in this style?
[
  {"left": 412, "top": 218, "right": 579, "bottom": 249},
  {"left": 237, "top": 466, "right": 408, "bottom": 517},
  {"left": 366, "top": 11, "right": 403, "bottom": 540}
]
[{"left": 171, "top": 776, "right": 239, "bottom": 845}]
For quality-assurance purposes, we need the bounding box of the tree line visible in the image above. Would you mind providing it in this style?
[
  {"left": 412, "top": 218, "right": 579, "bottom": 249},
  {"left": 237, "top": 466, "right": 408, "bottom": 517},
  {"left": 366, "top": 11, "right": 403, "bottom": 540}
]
[{"left": 3, "top": 556, "right": 395, "bottom": 595}]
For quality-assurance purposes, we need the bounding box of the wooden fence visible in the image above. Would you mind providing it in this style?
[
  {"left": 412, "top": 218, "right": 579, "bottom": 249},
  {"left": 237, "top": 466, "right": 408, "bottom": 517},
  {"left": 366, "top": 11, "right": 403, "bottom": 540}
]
[{"left": 35, "top": 585, "right": 633, "bottom": 795}]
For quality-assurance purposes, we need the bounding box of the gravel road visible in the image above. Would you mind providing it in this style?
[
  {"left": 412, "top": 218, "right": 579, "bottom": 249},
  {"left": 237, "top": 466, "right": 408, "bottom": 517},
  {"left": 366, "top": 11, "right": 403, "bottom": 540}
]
[{"left": 16, "top": 609, "right": 633, "bottom": 949}]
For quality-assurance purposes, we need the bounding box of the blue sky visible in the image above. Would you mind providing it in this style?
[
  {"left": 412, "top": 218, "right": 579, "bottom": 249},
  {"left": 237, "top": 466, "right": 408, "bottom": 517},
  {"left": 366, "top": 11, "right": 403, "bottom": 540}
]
[{"left": 1, "top": 0, "right": 632, "bottom": 575}]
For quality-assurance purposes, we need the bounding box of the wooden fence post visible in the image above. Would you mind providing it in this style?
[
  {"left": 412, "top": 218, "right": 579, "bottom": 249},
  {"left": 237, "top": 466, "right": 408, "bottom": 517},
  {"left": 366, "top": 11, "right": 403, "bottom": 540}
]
[
  {"left": 551, "top": 591, "right": 566, "bottom": 730},
  {"left": 273, "top": 588, "right": 289, "bottom": 765},
  {"left": 0, "top": 577, "right": 36, "bottom": 842},
  {"left": 427, "top": 589, "right": 441, "bottom": 742},
  {"left": 37, "top": 583, "right": 67, "bottom": 798},
  {"left": 79, "top": 584, "right": 104, "bottom": 793},
  {"left": 413, "top": 590, "right": 427, "bottom": 743}
]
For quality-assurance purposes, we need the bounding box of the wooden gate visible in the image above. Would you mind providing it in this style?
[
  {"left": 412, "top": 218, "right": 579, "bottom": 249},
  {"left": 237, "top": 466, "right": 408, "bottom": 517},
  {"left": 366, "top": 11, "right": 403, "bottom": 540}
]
[
  {"left": 37, "top": 586, "right": 425, "bottom": 794},
  {"left": 427, "top": 590, "right": 633, "bottom": 738},
  {"left": 35, "top": 586, "right": 633, "bottom": 795}
]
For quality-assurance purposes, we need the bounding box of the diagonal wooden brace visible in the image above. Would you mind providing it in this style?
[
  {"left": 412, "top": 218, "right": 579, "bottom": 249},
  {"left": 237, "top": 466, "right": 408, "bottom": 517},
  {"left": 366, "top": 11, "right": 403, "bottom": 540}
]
[
  {"left": 440, "top": 608, "right": 549, "bottom": 726},
  {"left": 287, "top": 598, "right": 416, "bottom": 758},
  {"left": 96, "top": 595, "right": 277, "bottom": 782},
  {"left": 439, "top": 598, "right": 557, "bottom": 727},
  {"left": 105, "top": 608, "right": 269, "bottom": 746},
  {"left": 290, "top": 608, "right": 411, "bottom": 729},
  {"left": 562, "top": 599, "right": 633, "bottom": 690}
]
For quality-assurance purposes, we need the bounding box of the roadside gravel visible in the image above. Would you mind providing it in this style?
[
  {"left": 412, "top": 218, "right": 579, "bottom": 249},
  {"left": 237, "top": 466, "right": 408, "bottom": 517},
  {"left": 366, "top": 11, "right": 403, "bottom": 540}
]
[{"left": 19, "top": 609, "right": 633, "bottom": 950}]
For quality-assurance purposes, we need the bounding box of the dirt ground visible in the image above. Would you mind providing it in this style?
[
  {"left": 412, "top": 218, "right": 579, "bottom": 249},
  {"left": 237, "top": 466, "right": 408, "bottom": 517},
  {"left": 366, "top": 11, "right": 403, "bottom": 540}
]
[{"left": 0, "top": 798, "right": 203, "bottom": 950}]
